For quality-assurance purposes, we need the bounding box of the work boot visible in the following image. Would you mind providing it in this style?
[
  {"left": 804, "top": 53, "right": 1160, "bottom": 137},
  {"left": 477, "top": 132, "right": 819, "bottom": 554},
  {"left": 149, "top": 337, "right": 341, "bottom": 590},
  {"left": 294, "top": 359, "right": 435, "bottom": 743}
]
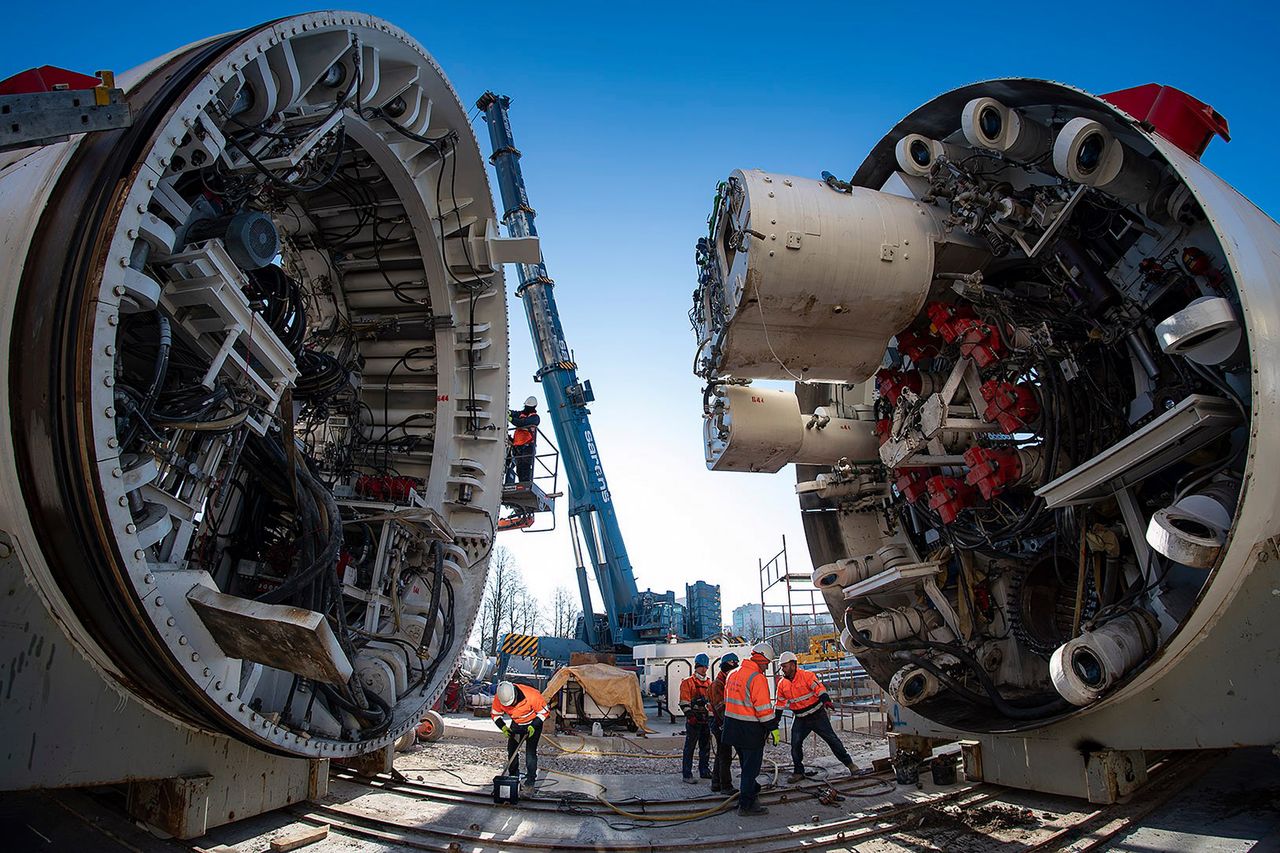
[
  {"left": 682, "top": 775, "right": 698, "bottom": 784},
  {"left": 700, "top": 771, "right": 713, "bottom": 779},
  {"left": 724, "top": 786, "right": 739, "bottom": 795},
  {"left": 738, "top": 804, "right": 769, "bottom": 816},
  {"left": 844, "top": 761, "right": 859, "bottom": 776},
  {"left": 787, "top": 771, "right": 806, "bottom": 784},
  {"left": 520, "top": 781, "right": 536, "bottom": 797}
]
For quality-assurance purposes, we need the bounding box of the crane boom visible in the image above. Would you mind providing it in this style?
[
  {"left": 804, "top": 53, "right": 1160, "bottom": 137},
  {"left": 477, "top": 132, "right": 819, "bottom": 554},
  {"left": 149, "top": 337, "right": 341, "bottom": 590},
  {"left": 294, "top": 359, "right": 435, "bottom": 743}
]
[{"left": 477, "top": 92, "right": 640, "bottom": 647}]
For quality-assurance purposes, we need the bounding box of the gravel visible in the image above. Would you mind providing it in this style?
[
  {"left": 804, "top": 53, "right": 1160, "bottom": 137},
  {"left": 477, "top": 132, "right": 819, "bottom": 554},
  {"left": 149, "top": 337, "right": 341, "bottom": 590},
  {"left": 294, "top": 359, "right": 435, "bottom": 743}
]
[
  {"left": 397, "top": 740, "right": 684, "bottom": 779},
  {"left": 396, "top": 730, "right": 887, "bottom": 784}
]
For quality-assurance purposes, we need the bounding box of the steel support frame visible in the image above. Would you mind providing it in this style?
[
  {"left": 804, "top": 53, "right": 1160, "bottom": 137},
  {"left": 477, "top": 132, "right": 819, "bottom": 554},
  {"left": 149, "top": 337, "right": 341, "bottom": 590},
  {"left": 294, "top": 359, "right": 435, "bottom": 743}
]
[{"left": 0, "top": 545, "right": 325, "bottom": 838}]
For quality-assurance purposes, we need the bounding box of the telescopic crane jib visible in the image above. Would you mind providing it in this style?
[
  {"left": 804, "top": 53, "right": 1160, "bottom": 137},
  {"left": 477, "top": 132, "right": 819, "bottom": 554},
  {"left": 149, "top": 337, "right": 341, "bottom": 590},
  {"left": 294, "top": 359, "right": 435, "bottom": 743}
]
[{"left": 478, "top": 92, "right": 694, "bottom": 649}]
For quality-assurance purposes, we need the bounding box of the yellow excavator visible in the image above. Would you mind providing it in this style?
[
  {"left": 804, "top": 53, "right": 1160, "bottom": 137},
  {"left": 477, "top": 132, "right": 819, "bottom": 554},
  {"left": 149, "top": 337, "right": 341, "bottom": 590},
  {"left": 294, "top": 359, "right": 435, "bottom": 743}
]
[{"left": 796, "top": 633, "right": 845, "bottom": 665}]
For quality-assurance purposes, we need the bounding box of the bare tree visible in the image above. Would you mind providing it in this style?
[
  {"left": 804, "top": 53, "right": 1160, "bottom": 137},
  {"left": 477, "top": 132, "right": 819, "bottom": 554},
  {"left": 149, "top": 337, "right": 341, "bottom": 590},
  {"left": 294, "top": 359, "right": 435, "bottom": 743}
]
[
  {"left": 512, "top": 588, "right": 546, "bottom": 637},
  {"left": 551, "top": 586, "right": 577, "bottom": 638},
  {"left": 475, "top": 546, "right": 557, "bottom": 653},
  {"left": 478, "top": 545, "right": 523, "bottom": 655}
]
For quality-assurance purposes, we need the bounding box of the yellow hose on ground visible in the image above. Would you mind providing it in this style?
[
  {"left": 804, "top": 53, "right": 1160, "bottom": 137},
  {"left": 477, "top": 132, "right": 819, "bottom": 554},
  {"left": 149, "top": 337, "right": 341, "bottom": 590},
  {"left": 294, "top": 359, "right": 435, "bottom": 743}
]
[
  {"left": 481, "top": 729, "right": 794, "bottom": 823},
  {"left": 546, "top": 767, "right": 739, "bottom": 822},
  {"left": 545, "top": 733, "right": 779, "bottom": 793},
  {"left": 542, "top": 755, "right": 784, "bottom": 824}
]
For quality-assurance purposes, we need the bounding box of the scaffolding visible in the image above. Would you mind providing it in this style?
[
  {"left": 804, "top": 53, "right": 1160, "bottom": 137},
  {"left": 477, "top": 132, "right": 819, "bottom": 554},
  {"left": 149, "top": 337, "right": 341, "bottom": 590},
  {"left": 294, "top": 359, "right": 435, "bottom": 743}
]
[
  {"left": 759, "top": 535, "right": 829, "bottom": 656},
  {"left": 758, "top": 536, "right": 886, "bottom": 738}
]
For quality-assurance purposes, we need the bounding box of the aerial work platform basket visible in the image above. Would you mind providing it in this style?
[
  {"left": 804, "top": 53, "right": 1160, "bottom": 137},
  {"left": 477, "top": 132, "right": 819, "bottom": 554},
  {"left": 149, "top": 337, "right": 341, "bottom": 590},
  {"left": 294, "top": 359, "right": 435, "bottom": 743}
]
[{"left": 499, "top": 425, "right": 561, "bottom": 531}]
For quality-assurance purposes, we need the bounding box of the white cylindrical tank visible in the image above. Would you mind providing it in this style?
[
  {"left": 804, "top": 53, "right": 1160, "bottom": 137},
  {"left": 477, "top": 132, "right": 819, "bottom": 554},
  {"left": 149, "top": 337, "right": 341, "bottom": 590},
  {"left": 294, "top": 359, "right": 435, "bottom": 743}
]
[
  {"left": 1050, "top": 612, "right": 1159, "bottom": 706},
  {"left": 701, "top": 169, "right": 984, "bottom": 383},
  {"left": 704, "top": 384, "right": 879, "bottom": 472}
]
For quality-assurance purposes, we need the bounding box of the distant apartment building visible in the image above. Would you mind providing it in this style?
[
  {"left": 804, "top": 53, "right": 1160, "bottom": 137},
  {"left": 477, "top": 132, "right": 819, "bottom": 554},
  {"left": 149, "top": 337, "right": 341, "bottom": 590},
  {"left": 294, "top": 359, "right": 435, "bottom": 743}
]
[{"left": 731, "top": 602, "right": 763, "bottom": 641}]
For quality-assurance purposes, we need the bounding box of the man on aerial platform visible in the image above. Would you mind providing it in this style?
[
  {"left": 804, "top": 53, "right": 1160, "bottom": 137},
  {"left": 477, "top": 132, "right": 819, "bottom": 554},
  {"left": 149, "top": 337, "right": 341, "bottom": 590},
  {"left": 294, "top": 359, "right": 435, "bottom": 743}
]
[{"left": 506, "top": 396, "right": 540, "bottom": 485}]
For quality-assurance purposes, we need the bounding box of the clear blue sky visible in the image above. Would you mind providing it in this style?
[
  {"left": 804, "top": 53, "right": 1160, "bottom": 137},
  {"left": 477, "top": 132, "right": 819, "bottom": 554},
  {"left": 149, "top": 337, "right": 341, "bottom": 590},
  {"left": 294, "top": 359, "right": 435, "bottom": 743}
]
[{"left": 12, "top": 2, "right": 1279, "bottom": 622}]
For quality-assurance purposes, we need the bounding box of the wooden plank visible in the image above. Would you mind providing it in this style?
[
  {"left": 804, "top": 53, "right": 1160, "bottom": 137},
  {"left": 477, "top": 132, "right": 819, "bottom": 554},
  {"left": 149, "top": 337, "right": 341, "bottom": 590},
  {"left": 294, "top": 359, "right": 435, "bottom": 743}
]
[
  {"left": 187, "top": 584, "right": 353, "bottom": 684},
  {"left": 269, "top": 824, "right": 329, "bottom": 852}
]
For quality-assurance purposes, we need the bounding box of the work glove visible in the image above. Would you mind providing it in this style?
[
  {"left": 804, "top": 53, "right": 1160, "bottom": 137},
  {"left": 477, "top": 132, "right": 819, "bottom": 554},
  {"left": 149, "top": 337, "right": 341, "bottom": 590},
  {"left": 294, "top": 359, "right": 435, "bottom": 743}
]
[
  {"left": 526, "top": 724, "right": 536, "bottom": 737},
  {"left": 823, "top": 700, "right": 835, "bottom": 712},
  {"left": 502, "top": 725, "right": 512, "bottom": 737},
  {"left": 769, "top": 729, "right": 780, "bottom": 746}
]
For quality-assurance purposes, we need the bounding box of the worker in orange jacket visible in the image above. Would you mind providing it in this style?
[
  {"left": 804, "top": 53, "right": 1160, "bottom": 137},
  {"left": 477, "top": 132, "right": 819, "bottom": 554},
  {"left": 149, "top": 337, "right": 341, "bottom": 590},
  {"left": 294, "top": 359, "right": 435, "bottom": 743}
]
[
  {"left": 721, "top": 642, "right": 780, "bottom": 816},
  {"left": 491, "top": 680, "right": 549, "bottom": 795},
  {"left": 775, "top": 651, "right": 856, "bottom": 783},
  {"left": 507, "top": 397, "right": 540, "bottom": 485},
  {"left": 708, "top": 652, "right": 739, "bottom": 794},
  {"left": 679, "top": 653, "right": 713, "bottom": 783}
]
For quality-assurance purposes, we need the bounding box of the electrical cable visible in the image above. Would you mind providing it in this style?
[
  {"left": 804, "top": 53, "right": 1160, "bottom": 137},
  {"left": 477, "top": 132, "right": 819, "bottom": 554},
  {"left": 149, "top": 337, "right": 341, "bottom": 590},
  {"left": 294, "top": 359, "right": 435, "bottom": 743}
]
[{"left": 843, "top": 610, "right": 1070, "bottom": 720}]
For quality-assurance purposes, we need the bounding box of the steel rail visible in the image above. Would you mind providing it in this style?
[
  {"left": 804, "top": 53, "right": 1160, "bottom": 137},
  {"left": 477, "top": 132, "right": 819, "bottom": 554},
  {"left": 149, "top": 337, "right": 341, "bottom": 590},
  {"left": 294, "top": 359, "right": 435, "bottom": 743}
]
[
  {"left": 305, "top": 750, "right": 1216, "bottom": 852},
  {"left": 288, "top": 783, "right": 996, "bottom": 852},
  {"left": 1020, "top": 751, "right": 1219, "bottom": 852},
  {"left": 330, "top": 766, "right": 898, "bottom": 815}
]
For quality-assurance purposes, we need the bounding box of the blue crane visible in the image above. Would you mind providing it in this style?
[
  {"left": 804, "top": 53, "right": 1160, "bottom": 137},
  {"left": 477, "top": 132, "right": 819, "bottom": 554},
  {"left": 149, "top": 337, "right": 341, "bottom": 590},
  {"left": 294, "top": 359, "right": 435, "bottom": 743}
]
[{"left": 478, "top": 93, "right": 686, "bottom": 649}]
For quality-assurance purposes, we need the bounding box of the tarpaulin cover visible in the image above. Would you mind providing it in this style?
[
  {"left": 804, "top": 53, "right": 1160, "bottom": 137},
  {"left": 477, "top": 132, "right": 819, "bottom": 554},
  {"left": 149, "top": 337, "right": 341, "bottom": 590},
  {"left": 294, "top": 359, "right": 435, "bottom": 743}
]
[{"left": 542, "top": 663, "right": 653, "bottom": 733}]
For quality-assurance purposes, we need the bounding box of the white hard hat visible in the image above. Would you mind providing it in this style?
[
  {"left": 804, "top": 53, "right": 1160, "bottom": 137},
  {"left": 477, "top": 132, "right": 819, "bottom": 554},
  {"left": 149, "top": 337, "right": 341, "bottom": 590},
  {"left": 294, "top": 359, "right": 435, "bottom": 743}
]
[
  {"left": 778, "top": 651, "right": 798, "bottom": 665},
  {"left": 751, "top": 641, "right": 776, "bottom": 662},
  {"left": 524, "top": 396, "right": 538, "bottom": 408},
  {"left": 497, "top": 680, "right": 517, "bottom": 706}
]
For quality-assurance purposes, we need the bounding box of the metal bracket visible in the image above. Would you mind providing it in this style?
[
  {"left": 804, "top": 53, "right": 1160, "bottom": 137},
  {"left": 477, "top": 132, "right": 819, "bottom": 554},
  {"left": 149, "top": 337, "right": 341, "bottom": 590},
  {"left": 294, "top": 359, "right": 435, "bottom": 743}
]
[
  {"left": 0, "top": 87, "right": 132, "bottom": 152},
  {"left": 1019, "top": 184, "right": 1088, "bottom": 258},
  {"left": 1037, "top": 394, "right": 1238, "bottom": 507}
]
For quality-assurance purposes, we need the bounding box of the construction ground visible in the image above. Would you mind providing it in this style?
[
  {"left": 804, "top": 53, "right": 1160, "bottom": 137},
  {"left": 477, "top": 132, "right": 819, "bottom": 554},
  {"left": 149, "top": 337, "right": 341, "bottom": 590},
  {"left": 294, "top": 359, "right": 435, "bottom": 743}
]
[{"left": 4, "top": 710, "right": 1279, "bottom": 852}]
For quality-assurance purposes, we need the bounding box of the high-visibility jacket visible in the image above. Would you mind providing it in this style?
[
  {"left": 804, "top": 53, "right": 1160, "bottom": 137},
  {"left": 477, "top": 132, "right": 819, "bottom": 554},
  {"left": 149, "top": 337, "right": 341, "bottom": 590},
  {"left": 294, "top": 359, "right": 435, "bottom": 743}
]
[
  {"left": 776, "top": 667, "right": 830, "bottom": 717},
  {"left": 723, "top": 659, "right": 774, "bottom": 723},
  {"left": 679, "top": 673, "right": 712, "bottom": 717},
  {"left": 491, "top": 683, "right": 549, "bottom": 726},
  {"left": 709, "top": 670, "right": 730, "bottom": 722},
  {"left": 511, "top": 410, "right": 539, "bottom": 447}
]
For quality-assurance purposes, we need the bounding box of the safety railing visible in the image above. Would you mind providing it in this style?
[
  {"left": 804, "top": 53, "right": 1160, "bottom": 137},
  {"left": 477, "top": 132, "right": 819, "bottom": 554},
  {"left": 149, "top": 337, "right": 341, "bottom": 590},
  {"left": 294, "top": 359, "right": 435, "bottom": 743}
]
[{"left": 500, "top": 425, "right": 561, "bottom": 532}]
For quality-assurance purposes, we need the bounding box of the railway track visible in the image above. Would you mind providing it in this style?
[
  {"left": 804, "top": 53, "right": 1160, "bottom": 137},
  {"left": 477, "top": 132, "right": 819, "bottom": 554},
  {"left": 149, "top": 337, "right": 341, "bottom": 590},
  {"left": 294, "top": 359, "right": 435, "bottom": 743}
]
[
  {"left": 289, "top": 784, "right": 999, "bottom": 852},
  {"left": 330, "top": 765, "right": 901, "bottom": 816},
  {"left": 1019, "top": 751, "right": 1224, "bottom": 852},
  {"left": 299, "top": 751, "right": 1211, "bottom": 852}
]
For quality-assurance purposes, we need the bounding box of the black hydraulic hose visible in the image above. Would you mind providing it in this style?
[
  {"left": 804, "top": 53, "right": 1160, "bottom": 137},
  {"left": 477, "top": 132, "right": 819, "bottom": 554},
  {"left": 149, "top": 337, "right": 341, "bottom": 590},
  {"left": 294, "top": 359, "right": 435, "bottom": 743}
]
[
  {"left": 905, "top": 656, "right": 994, "bottom": 709},
  {"left": 421, "top": 578, "right": 456, "bottom": 690},
  {"left": 257, "top": 464, "right": 343, "bottom": 605},
  {"left": 417, "top": 543, "right": 445, "bottom": 657},
  {"left": 319, "top": 682, "right": 386, "bottom": 722},
  {"left": 123, "top": 314, "right": 173, "bottom": 448},
  {"left": 844, "top": 610, "right": 1070, "bottom": 720},
  {"left": 141, "top": 314, "right": 172, "bottom": 417}
]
